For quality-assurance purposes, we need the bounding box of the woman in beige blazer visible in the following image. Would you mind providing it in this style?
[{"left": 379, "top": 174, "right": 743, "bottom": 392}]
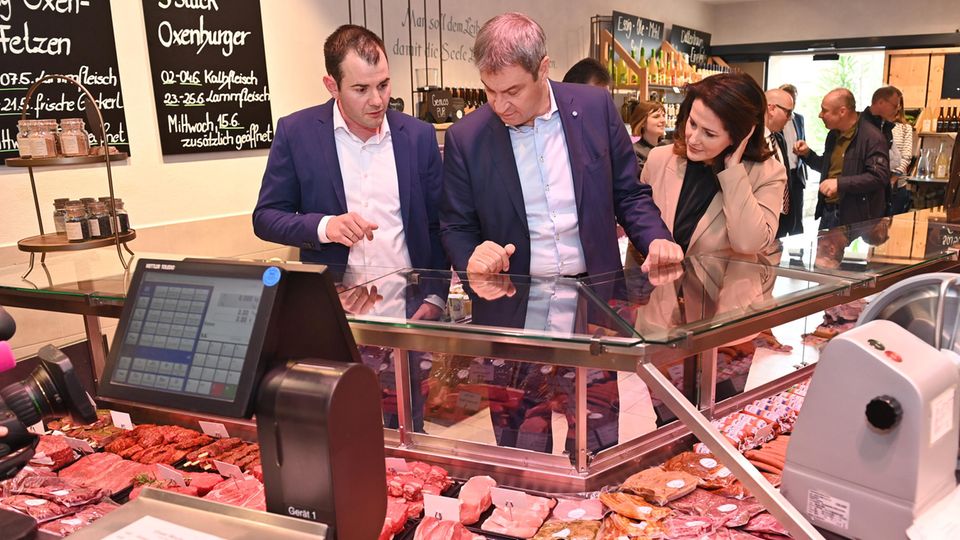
[{"left": 628, "top": 73, "right": 786, "bottom": 265}]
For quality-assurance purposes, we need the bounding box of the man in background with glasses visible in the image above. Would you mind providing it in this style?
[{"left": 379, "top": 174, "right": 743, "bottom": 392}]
[{"left": 764, "top": 88, "right": 796, "bottom": 238}]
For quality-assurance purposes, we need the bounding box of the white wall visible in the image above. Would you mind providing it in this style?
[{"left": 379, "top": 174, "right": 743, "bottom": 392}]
[
  {"left": 710, "top": 0, "right": 959, "bottom": 45},
  {"left": 0, "top": 0, "right": 713, "bottom": 248}
]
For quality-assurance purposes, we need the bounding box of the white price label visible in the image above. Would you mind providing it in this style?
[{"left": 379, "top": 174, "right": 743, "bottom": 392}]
[
  {"left": 110, "top": 410, "right": 134, "bottom": 430},
  {"left": 213, "top": 460, "right": 244, "bottom": 480},
  {"left": 491, "top": 487, "right": 527, "bottom": 509},
  {"left": 456, "top": 391, "right": 482, "bottom": 412},
  {"left": 157, "top": 464, "right": 187, "bottom": 487},
  {"left": 63, "top": 437, "right": 94, "bottom": 454},
  {"left": 385, "top": 458, "right": 408, "bottom": 473},
  {"left": 930, "top": 386, "right": 956, "bottom": 446},
  {"left": 423, "top": 493, "right": 461, "bottom": 521},
  {"left": 807, "top": 489, "right": 850, "bottom": 530},
  {"left": 27, "top": 422, "right": 45, "bottom": 435},
  {"left": 199, "top": 421, "right": 230, "bottom": 439}
]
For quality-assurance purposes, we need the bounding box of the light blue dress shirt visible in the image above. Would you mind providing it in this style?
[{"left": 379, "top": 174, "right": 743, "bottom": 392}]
[{"left": 507, "top": 83, "right": 587, "bottom": 277}]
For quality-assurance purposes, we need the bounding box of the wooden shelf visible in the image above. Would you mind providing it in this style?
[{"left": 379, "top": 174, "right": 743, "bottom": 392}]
[
  {"left": 18, "top": 230, "right": 137, "bottom": 253},
  {"left": 5, "top": 152, "right": 128, "bottom": 168},
  {"left": 918, "top": 132, "right": 956, "bottom": 139}
]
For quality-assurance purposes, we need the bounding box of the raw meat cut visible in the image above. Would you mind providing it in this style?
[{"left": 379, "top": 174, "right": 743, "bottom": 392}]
[
  {"left": 458, "top": 475, "right": 495, "bottom": 524},
  {"left": 413, "top": 516, "right": 484, "bottom": 539},
  {"left": 532, "top": 520, "right": 601, "bottom": 540},
  {"left": 30, "top": 436, "right": 76, "bottom": 471},
  {"left": 599, "top": 491, "right": 672, "bottom": 521},
  {"left": 38, "top": 500, "right": 119, "bottom": 537},
  {"left": 551, "top": 497, "right": 606, "bottom": 521},
  {"left": 481, "top": 493, "right": 554, "bottom": 538},
  {"left": 620, "top": 467, "right": 699, "bottom": 505}
]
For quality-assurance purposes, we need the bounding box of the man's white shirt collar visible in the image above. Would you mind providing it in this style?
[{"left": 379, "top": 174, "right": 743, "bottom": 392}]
[{"left": 333, "top": 99, "right": 391, "bottom": 143}]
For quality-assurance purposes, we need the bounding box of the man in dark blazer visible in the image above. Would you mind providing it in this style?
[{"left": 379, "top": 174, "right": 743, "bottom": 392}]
[
  {"left": 779, "top": 84, "right": 807, "bottom": 235},
  {"left": 795, "top": 88, "right": 889, "bottom": 229},
  {"left": 440, "top": 13, "right": 682, "bottom": 281},
  {"left": 253, "top": 25, "right": 447, "bottom": 309}
]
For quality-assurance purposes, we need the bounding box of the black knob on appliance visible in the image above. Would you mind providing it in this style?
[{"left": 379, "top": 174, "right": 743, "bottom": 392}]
[{"left": 865, "top": 395, "right": 902, "bottom": 431}]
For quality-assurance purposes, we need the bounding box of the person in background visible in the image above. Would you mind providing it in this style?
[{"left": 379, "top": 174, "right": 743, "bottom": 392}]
[
  {"left": 889, "top": 94, "right": 914, "bottom": 215},
  {"left": 639, "top": 72, "right": 786, "bottom": 256},
  {"left": 862, "top": 86, "right": 901, "bottom": 149},
  {"left": 778, "top": 84, "right": 807, "bottom": 235},
  {"left": 794, "top": 88, "right": 890, "bottom": 229},
  {"left": 763, "top": 89, "right": 795, "bottom": 238},
  {"left": 628, "top": 101, "right": 667, "bottom": 176},
  {"left": 441, "top": 12, "right": 682, "bottom": 281},
  {"left": 561, "top": 57, "right": 611, "bottom": 88}
]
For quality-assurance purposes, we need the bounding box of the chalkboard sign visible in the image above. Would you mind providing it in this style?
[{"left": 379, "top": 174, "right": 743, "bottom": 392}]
[
  {"left": 669, "top": 25, "right": 712, "bottom": 68},
  {"left": 0, "top": 0, "right": 131, "bottom": 162},
  {"left": 942, "top": 54, "right": 960, "bottom": 99},
  {"left": 141, "top": 0, "right": 273, "bottom": 155},
  {"left": 612, "top": 11, "right": 664, "bottom": 57}
]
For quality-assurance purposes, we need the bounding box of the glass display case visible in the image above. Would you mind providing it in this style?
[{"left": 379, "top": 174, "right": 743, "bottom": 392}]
[{"left": 1, "top": 209, "right": 959, "bottom": 538}]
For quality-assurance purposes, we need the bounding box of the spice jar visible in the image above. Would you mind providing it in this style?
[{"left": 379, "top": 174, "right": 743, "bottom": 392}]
[
  {"left": 16, "top": 120, "right": 32, "bottom": 158},
  {"left": 52, "top": 198, "right": 69, "bottom": 235},
  {"left": 86, "top": 201, "right": 112, "bottom": 239},
  {"left": 113, "top": 198, "right": 130, "bottom": 233},
  {"left": 58, "top": 118, "right": 90, "bottom": 157},
  {"left": 64, "top": 201, "right": 90, "bottom": 242},
  {"left": 27, "top": 120, "right": 57, "bottom": 158}
]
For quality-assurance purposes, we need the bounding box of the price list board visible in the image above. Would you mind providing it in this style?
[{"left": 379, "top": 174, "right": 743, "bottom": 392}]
[
  {"left": 668, "top": 24, "right": 712, "bottom": 68},
  {"left": 612, "top": 11, "right": 664, "bottom": 57},
  {"left": 0, "top": 0, "right": 131, "bottom": 161},
  {"left": 141, "top": 0, "right": 273, "bottom": 155}
]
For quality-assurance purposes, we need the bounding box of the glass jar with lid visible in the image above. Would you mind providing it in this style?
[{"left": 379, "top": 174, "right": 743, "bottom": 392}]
[
  {"left": 58, "top": 118, "right": 90, "bottom": 157},
  {"left": 64, "top": 201, "right": 90, "bottom": 242},
  {"left": 113, "top": 198, "right": 130, "bottom": 233},
  {"left": 52, "top": 198, "right": 70, "bottom": 235},
  {"left": 28, "top": 120, "right": 57, "bottom": 158},
  {"left": 16, "top": 120, "right": 32, "bottom": 158},
  {"left": 86, "top": 201, "right": 112, "bottom": 239}
]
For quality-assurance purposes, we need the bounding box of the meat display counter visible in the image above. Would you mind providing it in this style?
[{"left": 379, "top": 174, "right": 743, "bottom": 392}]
[{"left": 1, "top": 211, "right": 959, "bottom": 538}]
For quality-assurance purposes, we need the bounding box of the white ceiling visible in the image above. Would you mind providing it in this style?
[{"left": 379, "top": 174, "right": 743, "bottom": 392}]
[{"left": 698, "top": 0, "right": 760, "bottom": 3}]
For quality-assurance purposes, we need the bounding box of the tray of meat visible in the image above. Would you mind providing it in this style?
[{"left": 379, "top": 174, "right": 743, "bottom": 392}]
[
  {"left": 531, "top": 520, "right": 600, "bottom": 540},
  {"left": 104, "top": 424, "right": 214, "bottom": 465},
  {"left": 14, "top": 475, "right": 107, "bottom": 507},
  {"left": 550, "top": 497, "right": 605, "bottom": 521},
  {"left": 599, "top": 491, "right": 672, "bottom": 521},
  {"left": 478, "top": 492, "right": 555, "bottom": 539},
  {"left": 29, "top": 436, "right": 77, "bottom": 471},
  {"left": 457, "top": 475, "right": 496, "bottom": 525},
  {"left": 59, "top": 452, "right": 157, "bottom": 497},
  {"left": 662, "top": 452, "right": 735, "bottom": 490},
  {"left": 597, "top": 512, "right": 669, "bottom": 539},
  {"left": 129, "top": 470, "right": 223, "bottom": 500},
  {"left": 38, "top": 500, "right": 120, "bottom": 537},
  {"left": 667, "top": 489, "right": 764, "bottom": 528},
  {"left": 202, "top": 477, "right": 266, "bottom": 511},
  {"left": 2, "top": 466, "right": 57, "bottom": 496},
  {"left": 182, "top": 437, "right": 260, "bottom": 473},
  {"left": 0, "top": 494, "right": 77, "bottom": 523},
  {"left": 411, "top": 516, "right": 485, "bottom": 540},
  {"left": 47, "top": 409, "right": 125, "bottom": 449}
]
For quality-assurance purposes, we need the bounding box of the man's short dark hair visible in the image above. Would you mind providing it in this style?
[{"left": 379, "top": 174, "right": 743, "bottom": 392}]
[
  {"left": 872, "top": 85, "right": 902, "bottom": 105},
  {"left": 324, "top": 25, "right": 386, "bottom": 87},
  {"left": 562, "top": 58, "right": 611, "bottom": 86}
]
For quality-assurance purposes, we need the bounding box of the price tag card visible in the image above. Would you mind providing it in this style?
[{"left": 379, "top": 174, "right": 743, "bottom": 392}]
[
  {"left": 423, "top": 493, "right": 461, "bottom": 522},
  {"left": 198, "top": 421, "right": 230, "bottom": 439},
  {"left": 213, "top": 460, "right": 244, "bottom": 480},
  {"left": 110, "top": 410, "right": 135, "bottom": 430},
  {"left": 27, "top": 421, "right": 45, "bottom": 435},
  {"left": 63, "top": 437, "right": 95, "bottom": 454},
  {"left": 469, "top": 362, "right": 495, "bottom": 382},
  {"left": 156, "top": 464, "right": 187, "bottom": 487},
  {"left": 491, "top": 487, "right": 527, "bottom": 509},
  {"left": 385, "top": 458, "right": 408, "bottom": 473},
  {"left": 456, "top": 391, "right": 483, "bottom": 412}
]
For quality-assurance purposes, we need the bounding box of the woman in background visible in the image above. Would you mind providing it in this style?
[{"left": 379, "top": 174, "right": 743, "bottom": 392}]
[
  {"left": 629, "top": 101, "right": 667, "bottom": 177},
  {"left": 889, "top": 95, "right": 914, "bottom": 215}
]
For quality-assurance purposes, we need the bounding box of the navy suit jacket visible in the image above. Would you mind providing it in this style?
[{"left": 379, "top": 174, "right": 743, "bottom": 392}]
[
  {"left": 253, "top": 100, "right": 448, "bottom": 276},
  {"left": 440, "top": 81, "right": 673, "bottom": 276}
]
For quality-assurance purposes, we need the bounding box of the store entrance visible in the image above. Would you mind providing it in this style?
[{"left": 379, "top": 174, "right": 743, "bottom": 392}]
[{"left": 766, "top": 51, "right": 886, "bottom": 231}]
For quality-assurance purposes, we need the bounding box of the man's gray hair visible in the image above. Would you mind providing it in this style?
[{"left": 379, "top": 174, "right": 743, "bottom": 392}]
[{"left": 473, "top": 12, "right": 547, "bottom": 77}]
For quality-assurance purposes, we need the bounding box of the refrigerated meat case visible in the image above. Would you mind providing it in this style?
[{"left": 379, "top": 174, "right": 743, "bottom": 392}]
[{"left": 1, "top": 209, "right": 959, "bottom": 538}]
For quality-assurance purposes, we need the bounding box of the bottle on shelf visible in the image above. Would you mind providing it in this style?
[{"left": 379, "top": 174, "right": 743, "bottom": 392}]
[
  {"left": 937, "top": 108, "right": 946, "bottom": 133},
  {"left": 935, "top": 141, "right": 951, "bottom": 179},
  {"left": 607, "top": 43, "right": 615, "bottom": 83},
  {"left": 950, "top": 107, "right": 959, "bottom": 133},
  {"left": 617, "top": 52, "right": 628, "bottom": 86},
  {"left": 629, "top": 48, "right": 637, "bottom": 85},
  {"left": 648, "top": 50, "right": 659, "bottom": 85},
  {"left": 638, "top": 46, "right": 647, "bottom": 71}
]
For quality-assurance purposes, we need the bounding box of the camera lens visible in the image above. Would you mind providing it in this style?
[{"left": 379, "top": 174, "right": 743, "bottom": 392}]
[{"left": 0, "top": 345, "right": 96, "bottom": 429}]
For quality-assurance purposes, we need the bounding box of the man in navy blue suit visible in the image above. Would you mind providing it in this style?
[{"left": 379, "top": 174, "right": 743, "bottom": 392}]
[
  {"left": 440, "top": 13, "right": 682, "bottom": 282},
  {"left": 253, "top": 25, "right": 447, "bottom": 315}
]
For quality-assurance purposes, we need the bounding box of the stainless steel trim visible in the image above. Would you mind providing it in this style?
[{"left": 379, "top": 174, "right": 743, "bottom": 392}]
[{"left": 394, "top": 348, "right": 413, "bottom": 445}]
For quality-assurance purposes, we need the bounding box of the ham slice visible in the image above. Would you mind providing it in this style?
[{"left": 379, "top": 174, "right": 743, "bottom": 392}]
[
  {"left": 413, "top": 516, "right": 484, "bottom": 540},
  {"left": 458, "top": 475, "right": 495, "bottom": 525}
]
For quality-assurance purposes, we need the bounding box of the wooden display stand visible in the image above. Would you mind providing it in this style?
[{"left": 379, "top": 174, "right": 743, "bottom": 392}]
[{"left": 5, "top": 75, "right": 134, "bottom": 279}]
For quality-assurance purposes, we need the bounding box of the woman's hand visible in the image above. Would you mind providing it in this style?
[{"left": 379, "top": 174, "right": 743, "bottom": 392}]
[{"left": 724, "top": 126, "right": 756, "bottom": 170}]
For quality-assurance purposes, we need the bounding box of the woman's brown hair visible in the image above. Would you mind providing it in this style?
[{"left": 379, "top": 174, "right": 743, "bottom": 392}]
[
  {"left": 673, "top": 72, "right": 772, "bottom": 171},
  {"left": 629, "top": 101, "right": 665, "bottom": 138}
]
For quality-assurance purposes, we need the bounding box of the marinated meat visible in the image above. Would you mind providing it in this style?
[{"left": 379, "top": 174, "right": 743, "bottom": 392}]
[
  {"left": 0, "top": 494, "right": 76, "bottom": 523},
  {"left": 38, "top": 500, "right": 120, "bottom": 537},
  {"left": 385, "top": 460, "right": 451, "bottom": 507},
  {"left": 103, "top": 425, "right": 212, "bottom": 465},
  {"left": 413, "top": 516, "right": 485, "bottom": 540},
  {"left": 203, "top": 478, "right": 265, "bottom": 510},
  {"left": 659, "top": 515, "right": 714, "bottom": 537},
  {"left": 662, "top": 452, "right": 733, "bottom": 490},
  {"left": 30, "top": 436, "right": 77, "bottom": 471},
  {"left": 532, "top": 520, "right": 601, "bottom": 540},
  {"left": 551, "top": 497, "right": 606, "bottom": 521},
  {"left": 744, "top": 512, "right": 790, "bottom": 537},
  {"left": 667, "top": 489, "right": 764, "bottom": 528},
  {"left": 458, "top": 475, "right": 495, "bottom": 525},
  {"left": 597, "top": 512, "right": 667, "bottom": 540},
  {"left": 599, "top": 491, "right": 672, "bottom": 521},
  {"left": 481, "top": 493, "right": 554, "bottom": 539},
  {"left": 620, "top": 467, "right": 699, "bottom": 505}
]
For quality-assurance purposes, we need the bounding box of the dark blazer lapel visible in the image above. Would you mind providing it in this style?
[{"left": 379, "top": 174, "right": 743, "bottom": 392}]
[
  {"left": 554, "top": 82, "right": 585, "bottom": 209},
  {"left": 317, "top": 100, "right": 348, "bottom": 213},
  {"left": 486, "top": 116, "right": 529, "bottom": 234},
  {"left": 389, "top": 113, "right": 413, "bottom": 229}
]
